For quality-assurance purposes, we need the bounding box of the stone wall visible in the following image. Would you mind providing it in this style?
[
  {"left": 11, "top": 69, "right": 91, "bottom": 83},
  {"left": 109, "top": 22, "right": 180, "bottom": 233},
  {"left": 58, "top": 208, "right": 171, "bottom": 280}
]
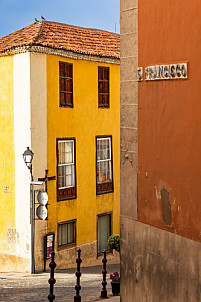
[
  {"left": 121, "top": 218, "right": 201, "bottom": 302},
  {"left": 40, "top": 241, "right": 119, "bottom": 272}
]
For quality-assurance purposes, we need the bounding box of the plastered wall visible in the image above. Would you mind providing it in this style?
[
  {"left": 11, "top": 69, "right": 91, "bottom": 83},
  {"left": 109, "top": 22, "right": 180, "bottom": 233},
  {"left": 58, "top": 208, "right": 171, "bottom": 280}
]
[{"left": 46, "top": 55, "right": 120, "bottom": 267}]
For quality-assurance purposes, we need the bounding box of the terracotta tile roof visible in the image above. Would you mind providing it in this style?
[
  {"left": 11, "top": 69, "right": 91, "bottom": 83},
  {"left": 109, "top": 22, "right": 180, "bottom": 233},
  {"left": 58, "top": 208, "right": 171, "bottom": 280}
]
[{"left": 0, "top": 20, "right": 120, "bottom": 59}]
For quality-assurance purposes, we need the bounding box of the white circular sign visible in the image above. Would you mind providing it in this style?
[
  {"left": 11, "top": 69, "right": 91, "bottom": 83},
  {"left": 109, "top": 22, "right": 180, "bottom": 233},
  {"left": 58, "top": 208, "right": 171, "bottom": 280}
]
[
  {"left": 36, "top": 205, "right": 47, "bottom": 220},
  {"left": 37, "top": 191, "right": 48, "bottom": 205}
]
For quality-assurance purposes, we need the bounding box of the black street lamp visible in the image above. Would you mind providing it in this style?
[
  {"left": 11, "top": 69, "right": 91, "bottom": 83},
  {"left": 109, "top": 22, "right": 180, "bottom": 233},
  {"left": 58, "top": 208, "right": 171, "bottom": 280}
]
[
  {"left": 23, "top": 146, "right": 36, "bottom": 273},
  {"left": 22, "top": 147, "right": 55, "bottom": 274},
  {"left": 23, "top": 147, "right": 34, "bottom": 180}
]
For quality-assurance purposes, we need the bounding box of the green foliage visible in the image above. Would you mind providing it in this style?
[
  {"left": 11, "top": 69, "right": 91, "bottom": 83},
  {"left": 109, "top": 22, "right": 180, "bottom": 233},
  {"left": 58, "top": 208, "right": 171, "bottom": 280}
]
[{"left": 107, "top": 234, "right": 120, "bottom": 252}]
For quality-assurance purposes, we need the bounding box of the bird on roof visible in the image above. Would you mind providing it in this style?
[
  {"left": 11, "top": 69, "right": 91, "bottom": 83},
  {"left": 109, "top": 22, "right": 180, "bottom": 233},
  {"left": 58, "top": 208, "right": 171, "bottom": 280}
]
[
  {"left": 41, "top": 15, "right": 45, "bottom": 20},
  {"left": 35, "top": 18, "right": 38, "bottom": 22}
]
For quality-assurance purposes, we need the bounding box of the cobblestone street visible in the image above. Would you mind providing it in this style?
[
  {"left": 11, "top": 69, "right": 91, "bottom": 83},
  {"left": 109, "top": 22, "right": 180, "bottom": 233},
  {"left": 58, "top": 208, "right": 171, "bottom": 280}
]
[{"left": 0, "top": 264, "right": 120, "bottom": 301}]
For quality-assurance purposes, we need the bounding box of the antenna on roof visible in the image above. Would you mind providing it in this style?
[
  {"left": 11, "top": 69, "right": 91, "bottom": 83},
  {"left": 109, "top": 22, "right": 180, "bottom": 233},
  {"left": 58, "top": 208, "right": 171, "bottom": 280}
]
[
  {"left": 115, "top": 23, "right": 116, "bottom": 33},
  {"left": 35, "top": 18, "right": 38, "bottom": 22},
  {"left": 41, "top": 15, "right": 45, "bottom": 20}
]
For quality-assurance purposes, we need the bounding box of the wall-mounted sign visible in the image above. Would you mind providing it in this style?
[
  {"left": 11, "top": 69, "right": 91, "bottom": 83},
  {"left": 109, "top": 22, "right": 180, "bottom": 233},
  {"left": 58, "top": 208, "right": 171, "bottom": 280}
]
[
  {"left": 137, "top": 63, "right": 187, "bottom": 81},
  {"left": 44, "top": 233, "right": 55, "bottom": 271},
  {"left": 36, "top": 205, "right": 47, "bottom": 220},
  {"left": 4, "top": 186, "right": 10, "bottom": 193},
  {"left": 37, "top": 190, "right": 48, "bottom": 205},
  {"left": 45, "top": 233, "right": 54, "bottom": 259}
]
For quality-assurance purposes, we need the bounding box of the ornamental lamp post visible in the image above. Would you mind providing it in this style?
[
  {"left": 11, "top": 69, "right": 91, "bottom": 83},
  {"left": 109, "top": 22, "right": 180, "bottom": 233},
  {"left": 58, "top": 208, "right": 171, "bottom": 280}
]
[
  {"left": 22, "top": 147, "right": 54, "bottom": 274},
  {"left": 23, "top": 147, "right": 34, "bottom": 181},
  {"left": 23, "top": 146, "right": 40, "bottom": 274}
]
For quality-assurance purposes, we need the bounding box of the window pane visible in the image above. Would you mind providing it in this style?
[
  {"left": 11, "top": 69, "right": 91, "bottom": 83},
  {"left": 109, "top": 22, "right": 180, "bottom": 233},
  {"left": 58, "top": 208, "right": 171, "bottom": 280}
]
[
  {"left": 102, "top": 140, "right": 109, "bottom": 160},
  {"left": 65, "top": 142, "right": 73, "bottom": 163},
  {"left": 66, "top": 141, "right": 72, "bottom": 152},
  {"left": 98, "top": 67, "right": 103, "bottom": 80},
  {"left": 59, "top": 63, "right": 65, "bottom": 76},
  {"left": 104, "top": 68, "right": 109, "bottom": 80},
  {"left": 66, "top": 165, "right": 72, "bottom": 175},
  {"left": 58, "top": 166, "right": 62, "bottom": 177},
  {"left": 104, "top": 82, "right": 109, "bottom": 93},
  {"left": 100, "top": 140, "right": 103, "bottom": 160},
  {"left": 58, "top": 143, "right": 62, "bottom": 164},
  {"left": 98, "top": 94, "right": 103, "bottom": 106},
  {"left": 66, "top": 151, "right": 72, "bottom": 164},
  {"left": 103, "top": 95, "right": 109, "bottom": 105},
  {"left": 62, "top": 224, "right": 67, "bottom": 245},
  {"left": 67, "top": 64, "right": 72, "bottom": 78},
  {"left": 58, "top": 176, "right": 63, "bottom": 188},
  {"left": 59, "top": 225, "right": 62, "bottom": 246},
  {"left": 66, "top": 79, "right": 73, "bottom": 92},
  {"left": 60, "top": 92, "right": 65, "bottom": 104},
  {"left": 68, "top": 223, "right": 73, "bottom": 243},
  {"left": 66, "top": 174, "right": 72, "bottom": 187},
  {"left": 97, "top": 162, "right": 100, "bottom": 182},
  {"left": 98, "top": 215, "right": 111, "bottom": 253},
  {"left": 66, "top": 93, "right": 72, "bottom": 104},
  {"left": 61, "top": 142, "right": 65, "bottom": 164},
  {"left": 106, "top": 161, "right": 112, "bottom": 181},
  {"left": 58, "top": 221, "right": 75, "bottom": 247},
  {"left": 98, "top": 81, "right": 103, "bottom": 93}
]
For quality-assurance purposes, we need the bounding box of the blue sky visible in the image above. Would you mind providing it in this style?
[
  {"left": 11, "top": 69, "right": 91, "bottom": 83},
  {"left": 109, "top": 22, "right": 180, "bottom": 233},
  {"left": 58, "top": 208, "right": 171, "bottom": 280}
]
[{"left": 0, "top": 0, "right": 120, "bottom": 38}]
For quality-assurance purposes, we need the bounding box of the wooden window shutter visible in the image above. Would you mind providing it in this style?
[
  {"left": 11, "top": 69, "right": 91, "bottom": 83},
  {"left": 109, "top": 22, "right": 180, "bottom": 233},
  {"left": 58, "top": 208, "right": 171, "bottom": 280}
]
[
  {"left": 59, "top": 62, "right": 73, "bottom": 107},
  {"left": 98, "top": 66, "right": 109, "bottom": 108}
]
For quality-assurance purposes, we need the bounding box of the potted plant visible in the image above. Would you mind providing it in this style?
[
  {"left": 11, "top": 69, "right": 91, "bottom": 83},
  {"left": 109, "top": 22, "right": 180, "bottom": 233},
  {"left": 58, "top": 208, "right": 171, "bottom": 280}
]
[
  {"left": 110, "top": 272, "right": 120, "bottom": 296},
  {"left": 107, "top": 235, "right": 120, "bottom": 295},
  {"left": 107, "top": 234, "right": 120, "bottom": 252}
]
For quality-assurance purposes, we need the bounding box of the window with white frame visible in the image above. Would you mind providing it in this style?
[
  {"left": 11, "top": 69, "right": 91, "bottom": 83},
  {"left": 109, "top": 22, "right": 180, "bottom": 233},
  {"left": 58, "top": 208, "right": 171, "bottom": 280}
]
[
  {"left": 96, "top": 136, "right": 113, "bottom": 194},
  {"left": 57, "top": 138, "right": 76, "bottom": 200}
]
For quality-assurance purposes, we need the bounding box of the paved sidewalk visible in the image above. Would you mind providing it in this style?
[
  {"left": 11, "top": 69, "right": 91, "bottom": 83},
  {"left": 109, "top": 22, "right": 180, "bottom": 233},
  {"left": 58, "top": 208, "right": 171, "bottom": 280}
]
[{"left": 0, "top": 264, "right": 120, "bottom": 301}]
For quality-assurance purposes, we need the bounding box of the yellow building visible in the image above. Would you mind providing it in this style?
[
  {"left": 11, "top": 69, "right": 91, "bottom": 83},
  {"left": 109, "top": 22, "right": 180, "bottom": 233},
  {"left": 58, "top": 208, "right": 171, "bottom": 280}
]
[{"left": 0, "top": 20, "right": 120, "bottom": 272}]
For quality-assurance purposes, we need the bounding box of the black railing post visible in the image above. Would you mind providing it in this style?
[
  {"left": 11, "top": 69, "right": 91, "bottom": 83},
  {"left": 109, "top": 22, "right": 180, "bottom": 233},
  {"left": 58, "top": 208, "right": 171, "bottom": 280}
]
[
  {"left": 74, "top": 248, "right": 82, "bottom": 302},
  {"left": 48, "top": 251, "right": 56, "bottom": 302},
  {"left": 101, "top": 249, "right": 108, "bottom": 298}
]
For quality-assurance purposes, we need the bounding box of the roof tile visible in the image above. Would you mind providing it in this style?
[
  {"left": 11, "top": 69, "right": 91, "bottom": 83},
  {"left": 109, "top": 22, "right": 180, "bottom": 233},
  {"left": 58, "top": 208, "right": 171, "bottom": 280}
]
[{"left": 0, "top": 20, "right": 120, "bottom": 59}]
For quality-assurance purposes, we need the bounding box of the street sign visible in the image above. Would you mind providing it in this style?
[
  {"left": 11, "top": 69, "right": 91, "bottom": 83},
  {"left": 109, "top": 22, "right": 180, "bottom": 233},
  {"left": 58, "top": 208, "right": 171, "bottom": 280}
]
[
  {"left": 37, "top": 191, "right": 48, "bottom": 205},
  {"left": 36, "top": 205, "right": 47, "bottom": 220}
]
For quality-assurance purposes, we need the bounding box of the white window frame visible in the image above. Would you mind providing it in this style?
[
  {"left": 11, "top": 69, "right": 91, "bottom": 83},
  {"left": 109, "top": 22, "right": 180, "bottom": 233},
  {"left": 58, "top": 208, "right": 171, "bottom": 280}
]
[
  {"left": 58, "top": 139, "right": 75, "bottom": 189},
  {"left": 96, "top": 137, "right": 112, "bottom": 184}
]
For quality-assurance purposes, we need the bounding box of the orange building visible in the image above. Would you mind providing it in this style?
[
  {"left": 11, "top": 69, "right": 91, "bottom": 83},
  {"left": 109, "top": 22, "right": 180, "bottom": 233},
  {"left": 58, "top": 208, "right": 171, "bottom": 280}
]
[{"left": 120, "top": 1, "right": 201, "bottom": 301}]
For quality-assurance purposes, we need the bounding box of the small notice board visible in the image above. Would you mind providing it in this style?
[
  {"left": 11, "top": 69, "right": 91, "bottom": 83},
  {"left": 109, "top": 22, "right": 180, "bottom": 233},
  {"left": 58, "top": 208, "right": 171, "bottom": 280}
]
[{"left": 44, "top": 233, "right": 55, "bottom": 271}]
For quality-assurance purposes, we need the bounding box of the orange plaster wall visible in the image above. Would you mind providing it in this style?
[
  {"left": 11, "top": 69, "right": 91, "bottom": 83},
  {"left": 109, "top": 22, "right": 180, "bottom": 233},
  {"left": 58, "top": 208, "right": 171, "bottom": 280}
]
[{"left": 138, "top": 0, "right": 201, "bottom": 241}]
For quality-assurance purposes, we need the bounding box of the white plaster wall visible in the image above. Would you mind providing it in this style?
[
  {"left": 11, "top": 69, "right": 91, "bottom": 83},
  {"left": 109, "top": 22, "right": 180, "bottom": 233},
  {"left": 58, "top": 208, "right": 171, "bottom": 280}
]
[
  {"left": 30, "top": 53, "right": 47, "bottom": 179},
  {"left": 14, "top": 53, "right": 31, "bottom": 264},
  {"left": 30, "top": 53, "right": 48, "bottom": 271}
]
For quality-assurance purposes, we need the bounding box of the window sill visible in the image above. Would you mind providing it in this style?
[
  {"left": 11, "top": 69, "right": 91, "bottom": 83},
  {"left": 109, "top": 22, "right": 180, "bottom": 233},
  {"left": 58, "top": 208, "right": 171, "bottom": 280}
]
[
  {"left": 98, "top": 105, "right": 110, "bottom": 109},
  {"left": 60, "top": 103, "right": 73, "bottom": 108},
  {"left": 96, "top": 189, "right": 114, "bottom": 195},
  {"left": 58, "top": 242, "right": 76, "bottom": 251},
  {"left": 97, "top": 249, "right": 112, "bottom": 257},
  {"left": 96, "top": 182, "right": 113, "bottom": 195},
  {"left": 57, "top": 196, "right": 77, "bottom": 202},
  {"left": 57, "top": 187, "right": 76, "bottom": 201}
]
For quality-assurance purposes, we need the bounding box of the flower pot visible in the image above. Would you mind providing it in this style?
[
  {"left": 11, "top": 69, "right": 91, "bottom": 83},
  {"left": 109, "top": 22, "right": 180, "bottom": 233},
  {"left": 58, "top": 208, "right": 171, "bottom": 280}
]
[{"left": 111, "top": 281, "right": 120, "bottom": 296}]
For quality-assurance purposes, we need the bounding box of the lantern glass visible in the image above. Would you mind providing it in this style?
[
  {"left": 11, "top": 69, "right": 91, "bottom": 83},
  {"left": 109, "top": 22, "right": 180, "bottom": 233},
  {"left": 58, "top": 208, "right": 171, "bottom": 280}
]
[{"left": 23, "top": 147, "right": 34, "bottom": 169}]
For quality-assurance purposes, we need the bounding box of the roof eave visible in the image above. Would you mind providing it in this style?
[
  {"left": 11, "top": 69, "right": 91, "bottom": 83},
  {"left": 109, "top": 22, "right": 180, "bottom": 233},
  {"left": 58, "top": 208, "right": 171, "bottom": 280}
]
[{"left": 0, "top": 44, "right": 120, "bottom": 64}]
